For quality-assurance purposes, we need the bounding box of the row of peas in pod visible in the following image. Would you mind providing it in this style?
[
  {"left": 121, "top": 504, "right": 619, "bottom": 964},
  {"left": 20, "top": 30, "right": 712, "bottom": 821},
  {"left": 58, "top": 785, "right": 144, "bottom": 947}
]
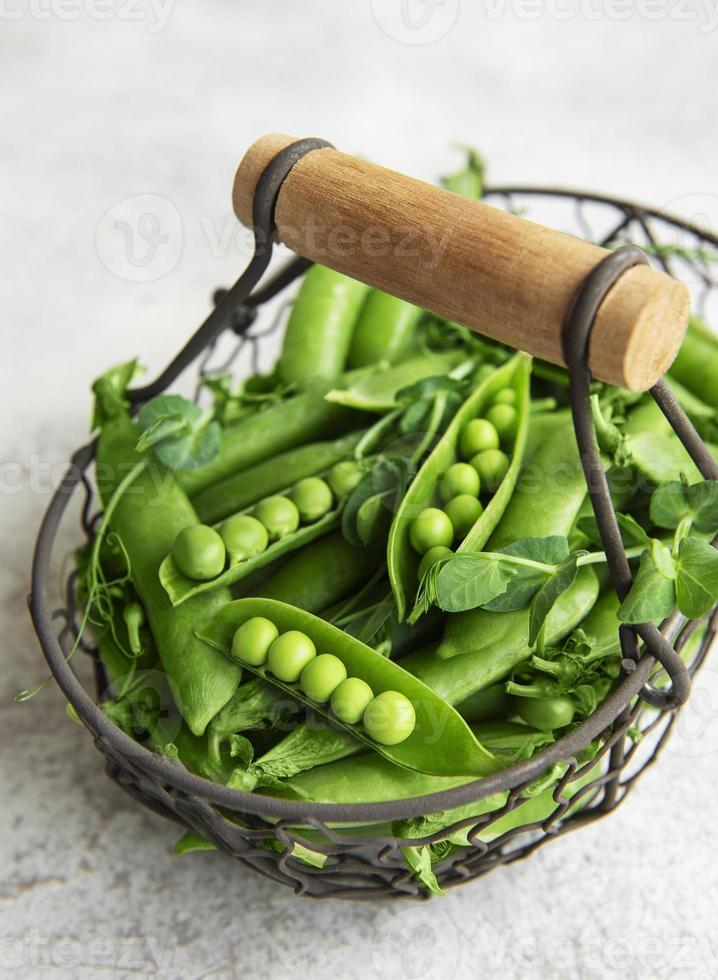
[
  {"left": 409, "top": 386, "right": 518, "bottom": 580},
  {"left": 232, "top": 617, "right": 416, "bottom": 745},
  {"left": 171, "top": 460, "right": 364, "bottom": 582}
]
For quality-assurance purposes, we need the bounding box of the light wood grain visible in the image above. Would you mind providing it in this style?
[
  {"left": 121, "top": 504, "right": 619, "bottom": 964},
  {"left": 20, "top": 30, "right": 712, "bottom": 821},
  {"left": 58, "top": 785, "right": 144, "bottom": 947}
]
[{"left": 233, "top": 134, "right": 691, "bottom": 390}]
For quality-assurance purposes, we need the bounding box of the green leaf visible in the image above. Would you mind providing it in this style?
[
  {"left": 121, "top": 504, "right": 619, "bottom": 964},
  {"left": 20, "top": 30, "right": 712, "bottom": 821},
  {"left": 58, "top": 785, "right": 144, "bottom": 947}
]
[
  {"left": 91, "top": 358, "right": 142, "bottom": 428},
  {"left": 483, "top": 536, "right": 570, "bottom": 612},
  {"left": 650, "top": 480, "right": 718, "bottom": 535},
  {"left": 136, "top": 395, "right": 221, "bottom": 472},
  {"left": 435, "top": 555, "right": 516, "bottom": 613},
  {"left": 402, "top": 846, "right": 446, "bottom": 897},
  {"left": 528, "top": 556, "right": 579, "bottom": 646},
  {"left": 576, "top": 512, "right": 652, "bottom": 550},
  {"left": 675, "top": 537, "right": 718, "bottom": 619},
  {"left": 618, "top": 550, "right": 676, "bottom": 625},
  {"left": 440, "top": 145, "right": 486, "bottom": 201}
]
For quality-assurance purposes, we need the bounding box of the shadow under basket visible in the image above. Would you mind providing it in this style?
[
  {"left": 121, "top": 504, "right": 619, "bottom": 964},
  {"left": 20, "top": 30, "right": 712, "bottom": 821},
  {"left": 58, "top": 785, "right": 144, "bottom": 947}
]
[{"left": 30, "top": 182, "right": 718, "bottom": 900}]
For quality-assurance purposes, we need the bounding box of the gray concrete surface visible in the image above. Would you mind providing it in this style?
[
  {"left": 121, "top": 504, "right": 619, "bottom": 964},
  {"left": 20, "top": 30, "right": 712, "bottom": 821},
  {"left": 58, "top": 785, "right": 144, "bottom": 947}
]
[{"left": 2, "top": 2, "right": 718, "bottom": 977}]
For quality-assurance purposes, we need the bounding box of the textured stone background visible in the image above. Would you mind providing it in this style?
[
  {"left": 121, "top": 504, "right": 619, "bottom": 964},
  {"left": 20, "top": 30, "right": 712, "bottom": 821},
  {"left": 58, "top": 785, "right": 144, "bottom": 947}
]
[{"left": 2, "top": 3, "right": 718, "bottom": 977}]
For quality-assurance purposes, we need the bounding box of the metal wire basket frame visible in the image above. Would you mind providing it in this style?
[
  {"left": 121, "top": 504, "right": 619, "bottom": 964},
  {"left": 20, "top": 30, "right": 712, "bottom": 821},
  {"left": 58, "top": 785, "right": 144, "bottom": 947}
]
[{"left": 29, "top": 144, "right": 718, "bottom": 898}]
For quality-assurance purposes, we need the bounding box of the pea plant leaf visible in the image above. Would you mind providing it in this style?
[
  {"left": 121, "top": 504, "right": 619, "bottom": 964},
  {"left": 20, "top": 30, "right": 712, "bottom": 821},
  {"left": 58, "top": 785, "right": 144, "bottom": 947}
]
[
  {"left": 528, "top": 555, "right": 580, "bottom": 647},
  {"left": 91, "top": 358, "right": 142, "bottom": 428},
  {"left": 618, "top": 545, "right": 677, "bottom": 625},
  {"left": 342, "top": 457, "right": 412, "bottom": 548},
  {"left": 396, "top": 376, "right": 466, "bottom": 437},
  {"left": 482, "top": 536, "right": 571, "bottom": 613},
  {"left": 674, "top": 537, "right": 718, "bottom": 619},
  {"left": 136, "top": 394, "right": 221, "bottom": 472},
  {"left": 650, "top": 480, "right": 718, "bottom": 535},
  {"left": 434, "top": 555, "right": 517, "bottom": 613},
  {"left": 576, "top": 512, "right": 652, "bottom": 550},
  {"left": 441, "top": 145, "right": 486, "bottom": 201}
]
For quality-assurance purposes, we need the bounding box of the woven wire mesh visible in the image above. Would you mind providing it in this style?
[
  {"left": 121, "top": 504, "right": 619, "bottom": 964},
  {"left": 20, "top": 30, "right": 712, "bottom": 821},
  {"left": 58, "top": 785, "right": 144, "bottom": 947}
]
[{"left": 31, "top": 187, "right": 718, "bottom": 899}]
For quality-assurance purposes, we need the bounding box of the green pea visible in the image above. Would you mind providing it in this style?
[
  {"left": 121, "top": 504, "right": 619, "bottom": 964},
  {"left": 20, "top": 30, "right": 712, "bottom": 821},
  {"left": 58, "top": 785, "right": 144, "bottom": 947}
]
[
  {"left": 516, "top": 695, "right": 576, "bottom": 732},
  {"left": 231, "top": 616, "right": 278, "bottom": 666},
  {"left": 439, "top": 462, "right": 480, "bottom": 503},
  {"left": 267, "top": 630, "right": 316, "bottom": 682},
  {"left": 409, "top": 508, "right": 454, "bottom": 555},
  {"left": 486, "top": 404, "right": 518, "bottom": 444},
  {"left": 471, "top": 449, "right": 510, "bottom": 494},
  {"left": 330, "top": 677, "right": 374, "bottom": 725},
  {"left": 172, "top": 524, "right": 226, "bottom": 581},
  {"left": 254, "top": 495, "right": 300, "bottom": 540},
  {"left": 444, "top": 494, "right": 484, "bottom": 539},
  {"left": 417, "top": 545, "right": 453, "bottom": 582},
  {"left": 363, "top": 691, "right": 416, "bottom": 745},
  {"left": 300, "top": 653, "right": 348, "bottom": 702},
  {"left": 290, "top": 477, "right": 334, "bottom": 523},
  {"left": 492, "top": 386, "right": 517, "bottom": 407},
  {"left": 220, "top": 514, "right": 269, "bottom": 563},
  {"left": 459, "top": 418, "right": 499, "bottom": 459},
  {"left": 328, "top": 460, "right": 363, "bottom": 498}
]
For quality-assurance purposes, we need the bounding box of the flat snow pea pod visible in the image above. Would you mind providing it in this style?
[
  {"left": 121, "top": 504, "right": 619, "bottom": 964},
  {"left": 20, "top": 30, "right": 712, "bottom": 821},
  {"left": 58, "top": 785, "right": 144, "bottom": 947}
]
[
  {"left": 388, "top": 352, "right": 532, "bottom": 620},
  {"left": 277, "top": 265, "right": 370, "bottom": 386},
  {"left": 192, "top": 432, "right": 364, "bottom": 525},
  {"left": 177, "top": 384, "right": 362, "bottom": 497},
  {"left": 255, "top": 531, "right": 379, "bottom": 613},
  {"left": 403, "top": 567, "right": 600, "bottom": 702},
  {"left": 325, "top": 351, "right": 463, "bottom": 413},
  {"left": 159, "top": 505, "right": 342, "bottom": 606},
  {"left": 347, "top": 290, "right": 423, "bottom": 368},
  {"left": 669, "top": 317, "right": 718, "bottom": 409},
  {"left": 197, "top": 598, "right": 497, "bottom": 777},
  {"left": 95, "top": 418, "right": 241, "bottom": 736}
]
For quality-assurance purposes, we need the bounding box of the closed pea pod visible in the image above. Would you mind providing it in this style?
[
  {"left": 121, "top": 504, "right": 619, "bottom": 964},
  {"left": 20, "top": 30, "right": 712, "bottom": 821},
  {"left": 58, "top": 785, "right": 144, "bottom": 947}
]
[
  {"left": 277, "top": 265, "right": 370, "bottom": 386},
  {"left": 177, "top": 384, "right": 363, "bottom": 498},
  {"left": 95, "top": 416, "right": 241, "bottom": 736},
  {"left": 347, "top": 290, "right": 423, "bottom": 368},
  {"left": 192, "top": 432, "right": 364, "bottom": 525},
  {"left": 197, "top": 598, "right": 497, "bottom": 777},
  {"left": 254, "top": 531, "right": 378, "bottom": 613}
]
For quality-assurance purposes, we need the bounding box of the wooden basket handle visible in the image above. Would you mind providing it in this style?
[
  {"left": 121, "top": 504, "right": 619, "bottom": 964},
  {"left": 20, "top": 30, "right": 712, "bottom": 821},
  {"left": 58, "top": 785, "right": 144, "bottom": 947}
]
[{"left": 233, "top": 134, "right": 690, "bottom": 391}]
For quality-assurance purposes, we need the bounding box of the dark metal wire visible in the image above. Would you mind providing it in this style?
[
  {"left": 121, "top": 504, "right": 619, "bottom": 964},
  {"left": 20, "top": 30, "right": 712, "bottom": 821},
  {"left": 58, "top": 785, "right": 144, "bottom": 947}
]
[{"left": 28, "top": 170, "right": 718, "bottom": 898}]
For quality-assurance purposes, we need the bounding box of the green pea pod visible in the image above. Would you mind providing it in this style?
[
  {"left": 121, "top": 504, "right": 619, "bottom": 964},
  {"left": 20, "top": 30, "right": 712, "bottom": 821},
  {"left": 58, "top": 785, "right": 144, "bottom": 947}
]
[
  {"left": 277, "top": 265, "right": 370, "bottom": 386},
  {"left": 280, "top": 722, "right": 551, "bottom": 804},
  {"left": 404, "top": 567, "right": 600, "bottom": 701},
  {"left": 159, "top": 507, "right": 342, "bottom": 606},
  {"left": 96, "top": 417, "right": 241, "bottom": 735},
  {"left": 193, "top": 432, "right": 364, "bottom": 525},
  {"left": 197, "top": 598, "right": 497, "bottom": 778},
  {"left": 613, "top": 398, "right": 707, "bottom": 487},
  {"left": 325, "top": 351, "right": 463, "bottom": 413},
  {"left": 455, "top": 682, "right": 513, "bottom": 724},
  {"left": 256, "top": 531, "right": 379, "bottom": 613},
  {"left": 177, "top": 384, "right": 361, "bottom": 497},
  {"left": 388, "top": 352, "right": 532, "bottom": 620},
  {"left": 347, "top": 290, "right": 423, "bottom": 368},
  {"left": 669, "top": 316, "right": 718, "bottom": 409}
]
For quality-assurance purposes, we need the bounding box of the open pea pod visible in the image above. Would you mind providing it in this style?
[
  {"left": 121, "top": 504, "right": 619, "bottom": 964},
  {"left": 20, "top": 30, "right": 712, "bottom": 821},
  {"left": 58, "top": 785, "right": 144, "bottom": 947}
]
[
  {"left": 387, "top": 352, "right": 532, "bottom": 620},
  {"left": 159, "top": 508, "right": 340, "bottom": 606},
  {"left": 197, "top": 598, "right": 497, "bottom": 778}
]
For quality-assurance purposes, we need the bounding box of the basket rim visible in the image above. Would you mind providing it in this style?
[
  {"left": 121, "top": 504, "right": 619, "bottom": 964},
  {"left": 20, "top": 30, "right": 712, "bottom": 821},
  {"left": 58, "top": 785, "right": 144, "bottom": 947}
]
[{"left": 28, "top": 183, "right": 714, "bottom": 826}]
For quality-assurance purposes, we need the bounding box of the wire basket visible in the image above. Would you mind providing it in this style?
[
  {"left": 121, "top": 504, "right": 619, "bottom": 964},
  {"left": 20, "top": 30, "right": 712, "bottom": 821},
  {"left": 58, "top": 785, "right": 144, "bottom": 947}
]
[{"left": 30, "top": 170, "right": 718, "bottom": 899}]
